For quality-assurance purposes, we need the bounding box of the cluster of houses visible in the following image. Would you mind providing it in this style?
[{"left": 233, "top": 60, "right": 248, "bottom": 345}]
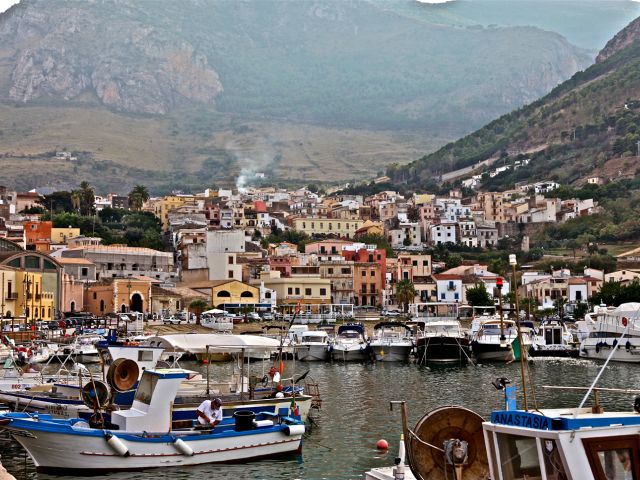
[{"left": 0, "top": 182, "right": 631, "bottom": 323}]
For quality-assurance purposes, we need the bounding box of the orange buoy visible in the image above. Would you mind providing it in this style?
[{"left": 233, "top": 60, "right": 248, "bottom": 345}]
[
  {"left": 201, "top": 359, "right": 209, "bottom": 365},
  {"left": 376, "top": 439, "right": 389, "bottom": 450}
]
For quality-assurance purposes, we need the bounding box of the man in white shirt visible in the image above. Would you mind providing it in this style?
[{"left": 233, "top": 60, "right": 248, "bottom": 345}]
[{"left": 196, "top": 397, "right": 223, "bottom": 427}]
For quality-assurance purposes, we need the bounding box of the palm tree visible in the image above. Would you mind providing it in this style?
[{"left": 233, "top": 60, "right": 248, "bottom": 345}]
[
  {"left": 395, "top": 279, "right": 416, "bottom": 313},
  {"left": 128, "top": 185, "right": 150, "bottom": 211},
  {"left": 189, "top": 299, "right": 209, "bottom": 325},
  {"left": 77, "top": 181, "right": 95, "bottom": 216}
]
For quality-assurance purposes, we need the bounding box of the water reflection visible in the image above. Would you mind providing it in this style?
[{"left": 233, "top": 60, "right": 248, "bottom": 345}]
[{"left": 2, "top": 358, "right": 640, "bottom": 479}]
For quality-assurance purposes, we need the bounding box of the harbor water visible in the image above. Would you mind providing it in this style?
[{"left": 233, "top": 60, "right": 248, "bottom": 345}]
[{"left": 2, "top": 357, "right": 639, "bottom": 479}]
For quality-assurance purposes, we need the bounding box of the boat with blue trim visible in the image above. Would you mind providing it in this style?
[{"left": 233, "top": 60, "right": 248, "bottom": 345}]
[
  {"left": 330, "top": 323, "right": 372, "bottom": 362},
  {"left": 0, "top": 368, "right": 305, "bottom": 473}
]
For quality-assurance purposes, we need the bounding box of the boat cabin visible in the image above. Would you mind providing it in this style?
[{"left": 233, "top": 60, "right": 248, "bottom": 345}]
[{"left": 484, "top": 407, "right": 640, "bottom": 479}]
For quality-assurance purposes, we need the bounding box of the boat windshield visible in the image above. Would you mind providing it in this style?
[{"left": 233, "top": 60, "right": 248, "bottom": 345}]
[
  {"left": 340, "top": 331, "right": 361, "bottom": 339},
  {"left": 303, "top": 337, "right": 325, "bottom": 344},
  {"left": 491, "top": 433, "right": 568, "bottom": 480}
]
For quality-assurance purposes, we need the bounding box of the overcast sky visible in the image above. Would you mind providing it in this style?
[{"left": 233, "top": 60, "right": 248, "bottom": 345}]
[{"left": 0, "top": 0, "right": 18, "bottom": 13}]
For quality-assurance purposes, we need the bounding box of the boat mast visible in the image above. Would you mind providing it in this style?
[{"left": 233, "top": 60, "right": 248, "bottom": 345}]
[{"left": 510, "top": 254, "right": 528, "bottom": 411}]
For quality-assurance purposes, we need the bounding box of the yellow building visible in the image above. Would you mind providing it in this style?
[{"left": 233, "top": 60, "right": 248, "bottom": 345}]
[
  {"left": 292, "top": 217, "right": 364, "bottom": 238},
  {"left": 150, "top": 195, "right": 199, "bottom": 230},
  {"left": 0, "top": 267, "right": 55, "bottom": 322},
  {"left": 184, "top": 280, "right": 262, "bottom": 309},
  {"left": 51, "top": 227, "right": 81, "bottom": 244}
]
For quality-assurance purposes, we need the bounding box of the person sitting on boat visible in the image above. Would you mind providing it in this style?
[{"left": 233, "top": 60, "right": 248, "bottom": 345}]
[{"left": 196, "top": 397, "right": 223, "bottom": 428}]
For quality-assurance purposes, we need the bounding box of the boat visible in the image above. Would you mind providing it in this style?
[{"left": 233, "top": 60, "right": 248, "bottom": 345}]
[
  {"left": 58, "top": 334, "right": 104, "bottom": 363},
  {"left": 414, "top": 319, "right": 471, "bottom": 363},
  {"left": 296, "top": 330, "right": 331, "bottom": 362},
  {"left": 369, "top": 322, "right": 414, "bottom": 362},
  {"left": 330, "top": 323, "right": 372, "bottom": 362},
  {"left": 0, "top": 368, "right": 306, "bottom": 473},
  {"left": 530, "top": 318, "right": 579, "bottom": 358},
  {"left": 580, "top": 302, "right": 640, "bottom": 362},
  {"left": 200, "top": 310, "right": 234, "bottom": 332},
  {"left": 471, "top": 317, "right": 534, "bottom": 362}
]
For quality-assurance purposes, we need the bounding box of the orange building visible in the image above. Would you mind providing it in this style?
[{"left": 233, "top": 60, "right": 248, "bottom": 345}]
[
  {"left": 84, "top": 277, "right": 153, "bottom": 316},
  {"left": 23, "top": 221, "right": 52, "bottom": 251}
]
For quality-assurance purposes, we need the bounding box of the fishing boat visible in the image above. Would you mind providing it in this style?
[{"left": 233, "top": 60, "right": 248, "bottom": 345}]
[
  {"left": 329, "top": 323, "right": 372, "bottom": 362},
  {"left": 580, "top": 302, "right": 640, "bottom": 362},
  {"left": 369, "top": 322, "right": 414, "bottom": 362},
  {"left": 0, "top": 368, "right": 306, "bottom": 473},
  {"left": 296, "top": 330, "right": 331, "bottom": 362},
  {"left": 530, "top": 318, "right": 579, "bottom": 358},
  {"left": 415, "top": 320, "right": 471, "bottom": 363}
]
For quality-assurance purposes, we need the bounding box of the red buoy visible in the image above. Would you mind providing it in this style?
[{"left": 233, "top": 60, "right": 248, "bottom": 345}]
[
  {"left": 376, "top": 439, "right": 389, "bottom": 450},
  {"left": 201, "top": 359, "right": 209, "bottom": 365}
]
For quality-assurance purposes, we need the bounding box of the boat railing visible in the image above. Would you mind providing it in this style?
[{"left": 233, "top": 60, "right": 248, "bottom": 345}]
[{"left": 542, "top": 385, "right": 640, "bottom": 414}]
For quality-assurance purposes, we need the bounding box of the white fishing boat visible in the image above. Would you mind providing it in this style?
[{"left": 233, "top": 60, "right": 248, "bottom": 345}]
[
  {"left": 530, "top": 318, "right": 579, "bottom": 358},
  {"left": 580, "top": 302, "right": 640, "bottom": 362},
  {"left": 0, "top": 368, "right": 305, "bottom": 473},
  {"left": 200, "top": 310, "right": 234, "bottom": 332},
  {"left": 296, "top": 330, "right": 331, "bottom": 362},
  {"left": 369, "top": 322, "right": 414, "bottom": 362},
  {"left": 330, "top": 323, "right": 371, "bottom": 362}
]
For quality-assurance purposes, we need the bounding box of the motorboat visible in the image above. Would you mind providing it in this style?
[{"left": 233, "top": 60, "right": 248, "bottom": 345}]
[
  {"left": 59, "top": 334, "right": 103, "bottom": 363},
  {"left": 200, "top": 311, "right": 234, "bottom": 332},
  {"left": 414, "top": 320, "right": 471, "bottom": 363},
  {"left": 580, "top": 302, "right": 640, "bottom": 362},
  {"left": 296, "top": 330, "right": 331, "bottom": 362},
  {"left": 470, "top": 317, "right": 534, "bottom": 362},
  {"left": 530, "top": 318, "right": 579, "bottom": 358},
  {"left": 369, "top": 322, "right": 414, "bottom": 362},
  {"left": 330, "top": 323, "right": 372, "bottom": 362},
  {"left": 0, "top": 368, "right": 306, "bottom": 473}
]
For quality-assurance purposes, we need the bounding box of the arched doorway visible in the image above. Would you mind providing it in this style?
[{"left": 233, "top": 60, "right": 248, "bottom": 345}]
[
  {"left": 99, "top": 300, "right": 105, "bottom": 313},
  {"left": 121, "top": 304, "right": 127, "bottom": 313},
  {"left": 130, "top": 293, "right": 143, "bottom": 313},
  {"left": 70, "top": 301, "right": 76, "bottom": 312}
]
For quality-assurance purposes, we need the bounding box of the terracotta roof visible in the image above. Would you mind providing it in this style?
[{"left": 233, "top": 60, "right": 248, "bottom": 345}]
[
  {"left": 433, "top": 274, "right": 463, "bottom": 281},
  {"left": 177, "top": 279, "right": 253, "bottom": 289},
  {"left": 55, "top": 257, "right": 95, "bottom": 265}
]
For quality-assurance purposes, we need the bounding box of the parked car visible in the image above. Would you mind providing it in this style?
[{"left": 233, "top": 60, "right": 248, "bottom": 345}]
[
  {"left": 261, "top": 312, "right": 273, "bottom": 321},
  {"left": 247, "top": 312, "right": 261, "bottom": 322},
  {"left": 163, "top": 316, "right": 182, "bottom": 325}
]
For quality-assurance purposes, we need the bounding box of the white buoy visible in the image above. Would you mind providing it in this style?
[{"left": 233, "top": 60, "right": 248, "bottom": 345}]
[
  {"left": 283, "top": 424, "right": 305, "bottom": 436},
  {"left": 105, "top": 433, "right": 130, "bottom": 457},
  {"left": 173, "top": 437, "right": 194, "bottom": 456}
]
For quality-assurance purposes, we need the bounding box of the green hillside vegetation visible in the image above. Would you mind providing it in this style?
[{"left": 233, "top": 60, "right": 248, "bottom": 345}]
[{"left": 390, "top": 41, "right": 640, "bottom": 189}]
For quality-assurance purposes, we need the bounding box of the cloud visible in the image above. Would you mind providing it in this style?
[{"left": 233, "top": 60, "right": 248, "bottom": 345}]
[{"left": 0, "top": 0, "right": 18, "bottom": 13}]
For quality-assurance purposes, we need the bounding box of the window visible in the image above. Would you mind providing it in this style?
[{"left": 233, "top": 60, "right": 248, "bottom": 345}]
[
  {"left": 81, "top": 267, "right": 88, "bottom": 277},
  {"left": 361, "top": 271, "right": 366, "bottom": 277},
  {"left": 295, "top": 288, "right": 300, "bottom": 295},
  {"left": 288, "top": 288, "right": 293, "bottom": 295},
  {"left": 228, "top": 271, "right": 233, "bottom": 279},
  {"left": 342, "top": 268, "right": 350, "bottom": 275},
  {"left": 403, "top": 272, "right": 409, "bottom": 280},
  {"left": 496, "top": 434, "right": 541, "bottom": 480},
  {"left": 228, "top": 256, "right": 234, "bottom": 264},
  {"left": 584, "top": 435, "right": 640, "bottom": 480},
  {"left": 412, "top": 260, "right": 418, "bottom": 266},
  {"left": 368, "top": 254, "right": 374, "bottom": 262},
  {"left": 440, "top": 293, "right": 445, "bottom": 300},
  {"left": 93, "top": 292, "right": 97, "bottom": 300},
  {"left": 371, "top": 270, "right": 375, "bottom": 277},
  {"left": 320, "top": 288, "right": 327, "bottom": 296},
  {"left": 423, "top": 260, "right": 429, "bottom": 267},
  {"left": 305, "top": 288, "right": 312, "bottom": 296},
  {"left": 328, "top": 268, "right": 334, "bottom": 274},
  {"left": 454, "top": 293, "right": 459, "bottom": 300}
]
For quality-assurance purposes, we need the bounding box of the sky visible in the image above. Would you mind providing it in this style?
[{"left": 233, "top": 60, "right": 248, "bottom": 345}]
[{"left": 0, "top": 0, "right": 18, "bottom": 14}]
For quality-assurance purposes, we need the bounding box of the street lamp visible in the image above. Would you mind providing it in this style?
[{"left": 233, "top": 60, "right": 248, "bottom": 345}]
[{"left": 126, "top": 280, "right": 132, "bottom": 313}]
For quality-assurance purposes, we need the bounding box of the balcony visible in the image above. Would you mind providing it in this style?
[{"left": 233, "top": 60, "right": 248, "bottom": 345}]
[{"left": 5, "top": 292, "right": 17, "bottom": 300}]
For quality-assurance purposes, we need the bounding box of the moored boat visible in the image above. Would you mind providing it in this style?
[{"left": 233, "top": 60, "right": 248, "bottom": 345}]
[
  {"left": 330, "top": 323, "right": 371, "bottom": 362},
  {"left": 296, "top": 330, "right": 331, "bottom": 362},
  {"left": 530, "top": 318, "right": 579, "bottom": 358},
  {"left": 415, "top": 320, "right": 471, "bottom": 363},
  {"left": 369, "top": 322, "right": 414, "bottom": 362},
  {"left": 580, "top": 302, "right": 640, "bottom": 362},
  {"left": 0, "top": 368, "right": 305, "bottom": 473}
]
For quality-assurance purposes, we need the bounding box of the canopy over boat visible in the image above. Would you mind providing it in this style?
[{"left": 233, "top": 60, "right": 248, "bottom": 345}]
[
  {"left": 373, "top": 321, "right": 412, "bottom": 332},
  {"left": 337, "top": 323, "right": 365, "bottom": 336},
  {"left": 147, "top": 334, "right": 280, "bottom": 353},
  {"left": 202, "top": 308, "right": 228, "bottom": 315}
]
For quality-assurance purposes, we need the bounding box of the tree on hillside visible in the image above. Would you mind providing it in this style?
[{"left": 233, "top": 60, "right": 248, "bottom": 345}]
[
  {"left": 189, "top": 299, "right": 209, "bottom": 326},
  {"left": 128, "top": 185, "right": 150, "bottom": 211},
  {"left": 38, "top": 191, "right": 74, "bottom": 213},
  {"left": 395, "top": 279, "right": 416, "bottom": 313},
  {"left": 73, "top": 181, "right": 95, "bottom": 216},
  {"left": 466, "top": 283, "right": 494, "bottom": 307}
]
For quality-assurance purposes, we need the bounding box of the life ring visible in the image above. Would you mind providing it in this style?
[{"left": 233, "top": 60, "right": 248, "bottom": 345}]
[
  {"left": 268, "top": 366, "right": 277, "bottom": 378},
  {"left": 627, "top": 341, "right": 632, "bottom": 351},
  {"left": 613, "top": 339, "right": 618, "bottom": 348},
  {"left": 261, "top": 375, "right": 269, "bottom": 387},
  {"left": 595, "top": 343, "right": 600, "bottom": 353}
]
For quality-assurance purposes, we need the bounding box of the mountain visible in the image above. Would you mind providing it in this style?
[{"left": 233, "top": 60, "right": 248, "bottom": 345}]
[
  {"left": 388, "top": 15, "right": 640, "bottom": 193},
  {"left": 0, "top": 0, "right": 632, "bottom": 192}
]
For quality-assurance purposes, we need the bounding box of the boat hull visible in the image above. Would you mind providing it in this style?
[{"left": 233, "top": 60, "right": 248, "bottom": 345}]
[
  {"left": 331, "top": 346, "right": 371, "bottom": 362},
  {"left": 4, "top": 418, "right": 303, "bottom": 472},
  {"left": 579, "top": 339, "right": 640, "bottom": 363},
  {"left": 370, "top": 344, "right": 413, "bottom": 362},
  {"left": 471, "top": 341, "right": 515, "bottom": 362},
  {"left": 529, "top": 345, "right": 579, "bottom": 358},
  {"left": 416, "top": 337, "right": 470, "bottom": 363},
  {"left": 297, "top": 345, "right": 329, "bottom": 362}
]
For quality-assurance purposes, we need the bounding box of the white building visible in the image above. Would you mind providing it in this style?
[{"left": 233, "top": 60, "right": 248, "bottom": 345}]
[
  {"left": 434, "top": 274, "right": 464, "bottom": 303},
  {"left": 206, "top": 230, "right": 246, "bottom": 281},
  {"left": 429, "top": 223, "right": 457, "bottom": 245},
  {"left": 389, "top": 222, "right": 422, "bottom": 248}
]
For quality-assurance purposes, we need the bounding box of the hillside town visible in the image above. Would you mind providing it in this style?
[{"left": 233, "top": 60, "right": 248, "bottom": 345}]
[{"left": 0, "top": 181, "right": 628, "bottom": 324}]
